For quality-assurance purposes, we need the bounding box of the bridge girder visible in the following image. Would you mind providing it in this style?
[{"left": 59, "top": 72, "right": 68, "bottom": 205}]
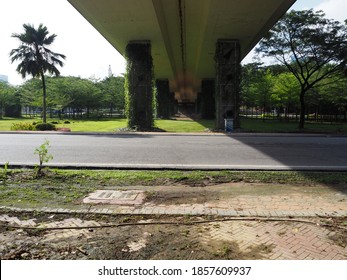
[{"left": 68, "top": 0, "right": 295, "bottom": 98}]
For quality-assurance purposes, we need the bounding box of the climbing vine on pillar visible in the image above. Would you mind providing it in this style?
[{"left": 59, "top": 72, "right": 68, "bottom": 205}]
[
  {"left": 125, "top": 42, "right": 154, "bottom": 131},
  {"left": 215, "top": 40, "right": 241, "bottom": 130}
]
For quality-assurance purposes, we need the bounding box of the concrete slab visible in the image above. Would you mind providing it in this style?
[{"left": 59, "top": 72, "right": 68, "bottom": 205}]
[{"left": 83, "top": 190, "right": 146, "bottom": 205}]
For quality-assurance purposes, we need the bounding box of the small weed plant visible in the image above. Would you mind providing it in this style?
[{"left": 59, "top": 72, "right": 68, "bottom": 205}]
[
  {"left": 34, "top": 139, "right": 53, "bottom": 177},
  {"left": 1, "top": 162, "right": 10, "bottom": 184}
]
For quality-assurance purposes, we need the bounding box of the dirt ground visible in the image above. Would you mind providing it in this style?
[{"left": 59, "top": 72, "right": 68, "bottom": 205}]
[
  {"left": 0, "top": 211, "right": 346, "bottom": 260},
  {"left": 0, "top": 212, "right": 269, "bottom": 260}
]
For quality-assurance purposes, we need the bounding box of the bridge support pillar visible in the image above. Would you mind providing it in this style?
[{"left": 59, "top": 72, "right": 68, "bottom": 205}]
[
  {"left": 156, "top": 79, "right": 171, "bottom": 119},
  {"left": 170, "top": 92, "right": 177, "bottom": 116},
  {"left": 215, "top": 40, "right": 241, "bottom": 130},
  {"left": 200, "top": 79, "right": 215, "bottom": 119},
  {"left": 125, "top": 41, "right": 153, "bottom": 131}
]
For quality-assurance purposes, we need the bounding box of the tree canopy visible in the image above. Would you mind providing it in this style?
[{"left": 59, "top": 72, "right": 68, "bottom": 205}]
[
  {"left": 10, "top": 23, "right": 66, "bottom": 123},
  {"left": 18, "top": 75, "right": 125, "bottom": 119},
  {"left": 256, "top": 9, "right": 347, "bottom": 128},
  {"left": 0, "top": 82, "right": 20, "bottom": 118}
]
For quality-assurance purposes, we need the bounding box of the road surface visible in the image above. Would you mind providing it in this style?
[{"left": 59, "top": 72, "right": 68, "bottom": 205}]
[{"left": 0, "top": 132, "right": 346, "bottom": 170}]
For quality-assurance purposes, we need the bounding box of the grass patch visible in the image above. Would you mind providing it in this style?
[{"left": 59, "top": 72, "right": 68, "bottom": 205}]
[
  {"left": 60, "top": 119, "right": 127, "bottom": 132},
  {"left": 155, "top": 119, "right": 214, "bottom": 132},
  {"left": 0, "top": 117, "right": 128, "bottom": 132},
  {"left": 0, "top": 117, "right": 214, "bottom": 133},
  {"left": 1, "top": 117, "right": 346, "bottom": 134},
  {"left": 2, "top": 169, "right": 347, "bottom": 187},
  {"left": 0, "top": 169, "right": 346, "bottom": 208},
  {"left": 240, "top": 118, "right": 347, "bottom": 134},
  {"left": 0, "top": 184, "right": 93, "bottom": 206}
]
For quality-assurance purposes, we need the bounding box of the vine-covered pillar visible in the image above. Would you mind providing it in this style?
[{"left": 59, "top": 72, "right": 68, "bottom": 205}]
[
  {"left": 215, "top": 39, "right": 241, "bottom": 130},
  {"left": 125, "top": 41, "right": 154, "bottom": 131},
  {"left": 156, "top": 79, "right": 171, "bottom": 119},
  {"left": 200, "top": 79, "right": 215, "bottom": 119}
]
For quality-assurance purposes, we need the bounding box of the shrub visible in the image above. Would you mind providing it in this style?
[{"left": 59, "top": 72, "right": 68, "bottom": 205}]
[
  {"left": 34, "top": 139, "right": 53, "bottom": 177},
  {"left": 35, "top": 123, "right": 56, "bottom": 131},
  {"left": 89, "top": 111, "right": 104, "bottom": 120},
  {"left": 10, "top": 122, "right": 36, "bottom": 131},
  {"left": 63, "top": 120, "right": 70, "bottom": 124}
]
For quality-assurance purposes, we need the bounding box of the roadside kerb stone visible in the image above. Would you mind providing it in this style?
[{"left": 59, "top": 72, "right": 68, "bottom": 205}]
[{"left": 0, "top": 205, "right": 346, "bottom": 218}]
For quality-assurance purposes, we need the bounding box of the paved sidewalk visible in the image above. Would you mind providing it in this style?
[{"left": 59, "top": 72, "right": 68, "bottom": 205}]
[{"left": 1, "top": 183, "right": 346, "bottom": 217}]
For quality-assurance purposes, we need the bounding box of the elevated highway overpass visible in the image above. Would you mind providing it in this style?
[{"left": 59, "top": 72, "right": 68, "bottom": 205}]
[{"left": 67, "top": 0, "right": 295, "bottom": 129}]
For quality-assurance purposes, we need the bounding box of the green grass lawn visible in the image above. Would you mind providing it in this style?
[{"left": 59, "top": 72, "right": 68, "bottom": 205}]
[
  {"left": 0, "top": 117, "right": 127, "bottom": 132},
  {"left": 0, "top": 117, "right": 214, "bottom": 133},
  {"left": 240, "top": 118, "right": 347, "bottom": 134},
  {"left": 61, "top": 119, "right": 128, "bottom": 132},
  {"left": 155, "top": 119, "right": 214, "bottom": 132},
  {"left": 1, "top": 116, "right": 346, "bottom": 134}
]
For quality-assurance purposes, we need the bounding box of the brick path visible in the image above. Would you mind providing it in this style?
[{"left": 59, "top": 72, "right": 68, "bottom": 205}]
[
  {"left": 0, "top": 214, "right": 346, "bottom": 260},
  {"left": 202, "top": 221, "right": 346, "bottom": 260}
]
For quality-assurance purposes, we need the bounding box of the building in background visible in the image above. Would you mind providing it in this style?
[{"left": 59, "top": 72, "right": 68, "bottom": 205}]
[{"left": 0, "top": 74, "right": 8, "bottom": 83}]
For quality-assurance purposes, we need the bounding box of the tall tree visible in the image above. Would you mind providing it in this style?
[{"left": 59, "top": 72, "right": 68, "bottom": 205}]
[
  {"left": 97, "top": 76, "right": 125, "bottom": 117},
  {"left": 273, "top": 72, "right": 300, "bottom": 119},
  {"left": 19, "top": 78, "right": 42, "bottom": 115},
  {"left": 10, "top": 23, "right": 66, "bottom": 123},
  {"left": 242, "top": 64, "right": 276, "bottom": 119},
  {"left": 256, "top": 10, "right": 347, "bottom": 128},
  {"left": 0, "top": 82, "right": 18, "bottom": 118}
]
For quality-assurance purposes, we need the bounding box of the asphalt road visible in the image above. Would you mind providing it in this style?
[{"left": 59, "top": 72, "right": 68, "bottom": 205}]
[{"left": 0, "top": 132, "right": 346, "bottom": 170}]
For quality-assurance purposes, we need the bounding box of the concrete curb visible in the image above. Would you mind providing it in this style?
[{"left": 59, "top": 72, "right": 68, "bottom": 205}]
[
  {"left": 3, "top": 162, "right": 347, "bottom": 171},
  {"left": 0, "top": 131, "right": 345, "bottom": 138},
  {"left": 1, "top": 205, "right": 346, "bottom": 218}
]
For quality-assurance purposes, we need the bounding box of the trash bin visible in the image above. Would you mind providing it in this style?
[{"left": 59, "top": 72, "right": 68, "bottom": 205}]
[{"left": 224, "top": 118, "right": 233, "bottom": 132}]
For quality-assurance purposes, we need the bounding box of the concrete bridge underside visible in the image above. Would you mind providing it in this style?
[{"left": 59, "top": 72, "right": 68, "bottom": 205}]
[{"left": 67, "top": 0, "right": 295, "bottom": 128}]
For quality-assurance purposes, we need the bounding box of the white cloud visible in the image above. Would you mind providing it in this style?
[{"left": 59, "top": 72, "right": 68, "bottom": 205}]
[
  {"left": 314, "top": 0, "right": 347, "bottom": 22},
  {"left": 0, "top": 0, "right": 125, "bottom": 85},
  {"left": 243, "top": 0, "right": 346, "bottom": 64}
]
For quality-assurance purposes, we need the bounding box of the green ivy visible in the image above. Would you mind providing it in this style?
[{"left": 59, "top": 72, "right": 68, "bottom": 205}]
[{"left": 124, "top": 43, "right": 155, "bottom": 131}]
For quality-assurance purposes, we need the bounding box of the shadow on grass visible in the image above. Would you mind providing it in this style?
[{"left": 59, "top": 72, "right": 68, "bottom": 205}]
[
  {"left": 240, "top": 118, "right": 347, "bottom": 134},
  {"left": 107, "top": 117, "right": 347, "bottom": 192}
]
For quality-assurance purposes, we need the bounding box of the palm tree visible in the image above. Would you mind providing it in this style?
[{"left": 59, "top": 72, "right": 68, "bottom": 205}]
[{"left": 10, "top": 23, "right": 66, "bottom": 123}]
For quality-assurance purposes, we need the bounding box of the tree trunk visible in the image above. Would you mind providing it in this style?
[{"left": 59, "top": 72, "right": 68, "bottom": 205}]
[
  {"left": 41, "top": 72, "right": 47, "bottom": 123},
  {"left": 299, "top": 89, "right": 305, "bottom": 129}
]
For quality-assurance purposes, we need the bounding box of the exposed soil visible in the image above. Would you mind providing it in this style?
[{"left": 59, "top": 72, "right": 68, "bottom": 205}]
[
  {"left": 0, "top": 211, "right": 346, "bottom": 260},
  {"left": 0, "top": 212, "right": 264, "bottom": 260}
]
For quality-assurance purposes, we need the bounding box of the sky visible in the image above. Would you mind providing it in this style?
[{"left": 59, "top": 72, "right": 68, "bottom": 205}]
[{"left": 0, "top": 0, "right": 346, "bottom": 85}]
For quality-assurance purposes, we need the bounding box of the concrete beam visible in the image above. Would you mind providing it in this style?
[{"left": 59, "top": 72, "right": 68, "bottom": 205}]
[{"left": 67, "top": 0, "right": 296, "bottom": 103}]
